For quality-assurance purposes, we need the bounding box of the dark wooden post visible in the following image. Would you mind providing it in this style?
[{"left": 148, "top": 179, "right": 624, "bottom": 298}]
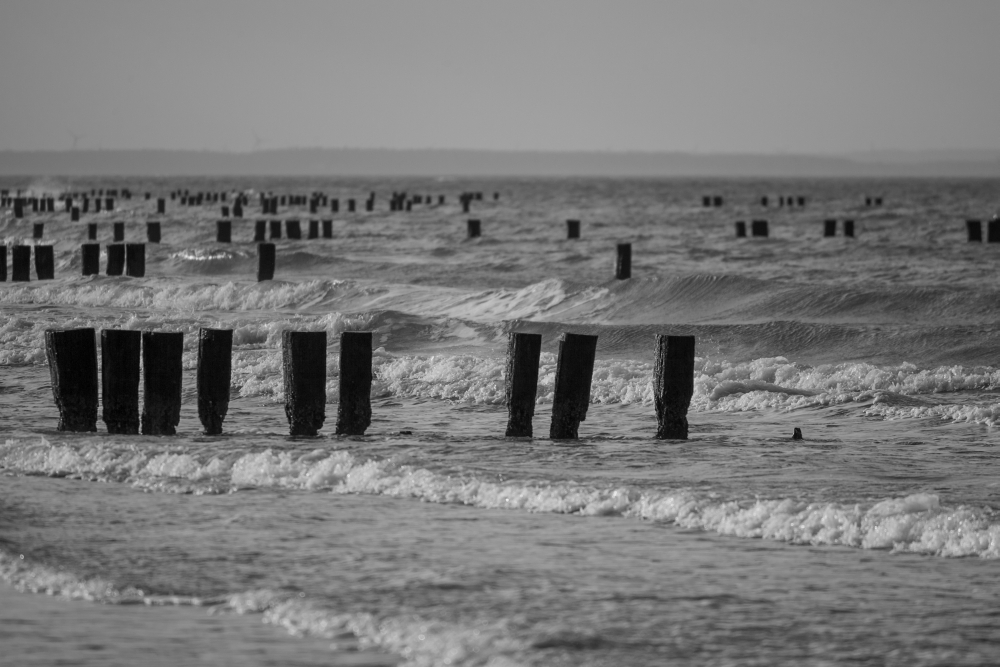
[
  {"left": 549, "top": 333, "right": 597, "bottom": 439},
  {"left": 257, "top": 243, "right": 275, "bottom": 281},
  {"left": 567, "top": 220, "right": 580, "bottom": 239},
  {"left": 141, "top": 331, "right": 183, "bottom": 435},
  {"left": 217, "top": 220, "right": 231, "bottom": 243},
  {"left": 197, "top": 328, "right": 232, "bottom": 435},
  {"left": 12, "top": 246, "right": 30, "bottom": 281},
  {"left": 760, "top": 196, "right": 769, "bottom": 206},
  {"left": 34, "top": 245, "right": 54, "bottom": 280},
  {"left": 286, "top": 219, "right": 301, "bottom": 239},
  {"left": 331, "top": 198, "right": 339, "bottom": 213},
  {"left": 653, "top": 335, "right": 695, "bottom": 439},
  {"left": 269, "top": 220, "right": 282, "bottom": 239},
  {"left": 254, "top": 220, "right": 266, "bottom": 242},
  {"left": 967, "top": 220, "right": 982, "bottom": 242},
  {"left": 751, "top": 220, "right": 769, "bottom": 237},
  {"left": 735, "top": 221, "right": 747, "bottom": 237},
  {"left": 45, "top": 328, "right": 98, "bottom": 432},
  {"left": 82, "top": 244, "right": 100, "bottom": 275},
  {"left": 989, "top": 220, "right": 1000, "bottom": 243},
  {"left": 106, "top": 244, "right": 125, "bottom": 275},
  {"left": 157, "top": 198, "right": 165, "bottom": 214},
  {"left": 88, "top": 223, "right": 97, "bottom": 240},
  {"left": 504, "top": 332, "right": 541, "bottom": 437},
  {"left": 283, "top": 331, "right": 327, "bottom": 436},
  {"left": 33, "top": 223, "right": 44, "bottom": 239},
  {"left": 348, "top": 199, "right": 356, "bottom": 212},
  {"left": 713, "top": 196, "right": 723, "bottom": 207},
  {"left": 615, "top": 243, "right": 631, "bottom": 280},
  {"left": 308, "top": 219, "right": 319, "bottom": 239},
  {"left": 101, "top": 329, "right": 140, "bottom": 434},
  {"left": 125, "top": 243, "right": 145, "bottom": 277},
  {"left": 844, "top": 220, "right": 855, "bottom": 238},
  {"left": 467, "top": 219, "right": 481, "bottom": 238},
  {"left": 113, "top": 222, "right": 125, "bottom": 242},
  {"left": 146, "top": 221, "right": 161, "bottom": 243},
  {"left": 824, "top": 219, "right": 837, "bottom": 237},
  {"left": 0, "top": 246, "right": 6, "bottom": 281},
  {"left": 221, "top": 205, "right": 230, "bottom": 218},
  {"left": 71, "top": 207, "right": 80, "bottom": 221},
  {"left": 797, "top": 196, "right": 806, "bottom": 206},
  {"left": 322, "top": 220, "right": 333, "bottom": 238},
  {"left": 335, "top": 331, "right": 372, "bottom": 435}
]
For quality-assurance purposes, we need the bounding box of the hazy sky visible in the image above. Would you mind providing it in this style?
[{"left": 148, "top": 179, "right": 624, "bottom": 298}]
[{"left": 1, "top": 0, "right": 997, "bottom": 154}]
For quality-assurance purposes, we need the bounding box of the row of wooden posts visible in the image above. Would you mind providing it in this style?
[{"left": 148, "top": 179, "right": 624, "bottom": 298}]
[
  {"left": 703, "top": 195, "right": 884, "bottom": 208},
  {"left": 43, "top": 328, "right": 696, "bottom": 440},
  {"left": 734, "top": 219, "right": 857, "bottom": 238}
]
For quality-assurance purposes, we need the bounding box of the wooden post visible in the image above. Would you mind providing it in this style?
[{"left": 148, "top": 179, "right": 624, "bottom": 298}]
[
  {"left": 113, "top": 222, "right": 125, "bottom": 242},
  {"left": 141, "top": 331, "right": 183, "bottom": 435},
  {"left": 0, "top": 246, "right": 6, "bottom": 281},
  {"left": 967, "top": 220, "right": 982, "bottom": 242},
  {"left": 989, "top": 220, "right": 1000, "bottom": 243},
  {"left": 467, "top": 219, "right": 481, "bottom": 238},
  {"left": 308, "top": 219, "right": 319, "bottom": 239},
  {"left": 615, "top": 243, "right": 631, "bottom": 280},
  {"left": 71, "top": 207, "right": 80, "bottom": 221},
  {"left": 45, "top": 328, "right": 98, "bottom": 432},
  {"left": 197, "top": 328, "right": 232, "bottom": 435},
  {"left": 33, "top": 223, "right": 44, "bottom": 240},
  {"left": 653, "top": 335, "right": 695, "bottom": 439},
  {"left": 322, "top": 219, "right": 333, "bottom": 238},
  {"left": 157, "top": 198, "right": 165, "bottom": 214},
  {"left": 283, "top": 331, "right": 326, "bottom": 436},
  {"left": 34, "top": 245, "right": 54, "bottom": 280},
  {"left": 566, "top": 220, "right": 580, "bottom": 239},
  {"left": 88, "top": 223, "right": 97, "bottom": 240},
  {"left": 286, "top": 219, "right": 301, "bottom": 239},
  {"left": 348, "top": 199, "right": 356, "bottom": 212},
  {"left": 504, "top": 332, "right": 541, "bottom": 437},
  {"left": 221, "top": 205, "right": 230, "bottom": 218},
  {"left": 12, "top": 246, "right": 30, "bottom": 281},
  {"left": 735, "top": 221, "right": 746, "bottom": 237},
  {"left": 713, "top": 196, "right": 723, "bottom": 207},
  {"left": 106, "top": 244, "right": 125, "bottom": 275},
  {"left": 269, "top": 220, "right": 282, "bottom": 239},
  {"left": 125, "top": 243, "right": 145, "bottom": 277},
  {"left": 844, "top": 220, "right": 855, "bottom": 238},
  {"left": 146, "top": 221, "right": 161, "bottom": 243},
  {"left": 824, "top": 219, "right": 836, "bottom": 237},
  {"left": 101, "top": 329, "right": 140, "bottom": 434},
  {"left": 217, "top": 220, "right": 231, "bottom": 243},
  {"left": 254, "top": 220, "right": 266, "bottom": 242},
  {"left": 257, "top": 243, "right": 275, "bottom": 281},
  {"left": 335, "top": 331, "right": 372, "bottom": 435},
  {"left": 549, "top": 333, "right": 597, "bottom": 439},
  {"left": 751, "top": 220, "right": 769, "bottom": 237},
  {"left": 331, "top": 198, "right": 339, "bottom": 213},
  {"left": 760, "top": 196, "right": 769, "bottom": 206},
  {"left": 82, "top": 244, "right": 100, "bottom": 275}
]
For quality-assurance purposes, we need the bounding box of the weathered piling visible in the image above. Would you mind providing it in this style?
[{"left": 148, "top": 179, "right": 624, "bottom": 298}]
[
  {"left": 257, "top": 243, "right": 275, "bottom": 281},
  {"left": 105, "top": 197, "right": 114, "bottom": 211},
  {"left": 113, "top": 222, "right": 125, "bottom": 242},
  {"left": 713, "top": 196, "right": 723, "bottom": 207},
  {"left": 990, "top": 219, "right": 1000, "bottom": 243},
  {"left": 254, "top": 220, "right": 266, "bottom": 242},
  {"left": 567, "top": 219, "right": 580, "bottom": 239},
  {"left": 45, "top": 328, "right": 98, "bottom": 432},
  {"left": 348, "top": 199, "right": 356, "bottom": 213},
  {"left": 33, "top": 223, "right": 44, "bottom": 239},
  {"left": 147, "top": 221, "right": 161, "bottom": 243},
  {"left": 653, "top": 335, "right": 695, "bottom": 439},
  {"left": 106, "top": 244, "right": 125, "bottom": 275},
  {"left": 141, "top": 331, "right": 183, "bottom": 436},
  {"left": 217, "top": 220, "right": 231, "bottom": 243},
  {"left": 824, "top": 219, "right": 836, "bottom": 237},
  {"left": 322, "top": 220, "right": 333, "bottom": 238},
  {"left": 735, "top": 221, "right": 747, "bottom": 237},
  {"left": 101, "top": 329, "right": 141, "bottom": 434},
  {"left": 308, "top": 220, "right": 319, "bottom": 239},
  {"left": 71, "top": 207, "right": 80, "bottom": 221},
  {"left": 125, "top": 243, "right": 145, "bottom": 277},
  {"left": 197, "top": 328, "right": 232, "bottom": 435},
  {"left": 844, "top": 220, "right": 855, "bottom": 238},
  {"left": 752, "top": 220, "right": 769, "bottom": 237},
  {"left": 82, "top": 244, "right": 100, "bottom": 275},
  {"left": 283, "top": 331, "right": 327, "bottom": 436},
  {"left": 335, "top": 331, "right": 372, "bottom": 436},
  {"left": 12, "top": 246, "right": 30, "bottom": 281},
  {"left": 504, "top": 332, "right": 542, "bottom": 437},
  {"left": 702, "top": 196, "right": 711, "bottom": 207},
  {"left": 467, "top": 219, "right": 481, "bottom": 238},
  {"left": 286, "top": 219, "right": 301, "bottom": 239},
  {"left": 88, "top": 223, "right": 97, "bottom": 240},
  {"left": 34, "top": 245, "right": 54, "bottom": 280},
  {"left": 968, "top": 220, "right": 982, "bottom": 242},
  {"left": 549, "top": 333, "right": 598, "bottom": 439},
  {"left": 221, "top": 206, "right": 230, "bottom": 218},
  {"left": 761, "top": 196, "right": 769, "bottom": 206},
  {"left": 233, "top": 202, "right": 243, "bottom": 218},
  {"left": 157, "top": 198, "right": 166, "bottom": 214},
  {"left": 0, "top": 246, "right": 6, "bottom": 281},
  {"left": 331, "top": 198, "right": 339, "bottom": 213},
  {"left": 14, "top": 199, "right": 23, "bottom": 218},
  {"left": 797, "top": 196, "right": 806, "bottom": 206},
  {"left": 270, "top": 220, "right": 282, "bottom": 239},
  {"left": 615, "top": 243, "right": 632, "bottom": 280}
]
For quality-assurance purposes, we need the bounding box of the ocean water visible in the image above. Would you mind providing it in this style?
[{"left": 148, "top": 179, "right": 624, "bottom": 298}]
[{"left": 1, "top": 176, "right": 1000, "bottom": 666}]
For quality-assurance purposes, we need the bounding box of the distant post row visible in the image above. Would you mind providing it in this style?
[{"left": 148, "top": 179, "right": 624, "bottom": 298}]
[{"left": 44, "top": 328, "right": 696, "bottom": 440}]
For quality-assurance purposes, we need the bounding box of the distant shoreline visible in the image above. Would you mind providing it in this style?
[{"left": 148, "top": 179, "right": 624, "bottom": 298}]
[{"left": 1, "top": 148, "right": 998, "bottom": 178}]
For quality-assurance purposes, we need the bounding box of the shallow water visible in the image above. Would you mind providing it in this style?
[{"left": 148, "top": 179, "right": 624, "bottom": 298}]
[{"left": 2, "top": 176, "right": 1000, "bottom": 665}]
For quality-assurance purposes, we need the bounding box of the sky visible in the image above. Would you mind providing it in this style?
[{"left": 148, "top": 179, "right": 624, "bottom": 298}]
[{"left": 1, "top": 0, "right": 997, "bottom": 154}]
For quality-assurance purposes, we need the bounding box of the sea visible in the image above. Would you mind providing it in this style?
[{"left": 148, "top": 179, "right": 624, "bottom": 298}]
[{"left": 1, "top": 176, "right": 999, "bottom": 667}]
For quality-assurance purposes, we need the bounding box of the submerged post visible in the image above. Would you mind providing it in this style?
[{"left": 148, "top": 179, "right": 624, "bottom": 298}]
[
  {"left": 257, "top": 243, "right": 275, "bottom": 281},
  {"left": 101, "top": 329, "right": 141, "bottom": 434},
  {"left": 82, "top": 244, "right": 100, "bottom": 275},
  {"left": 653, "top": 335, "right": 695, "bottom": 439},
  {"left": 12, "top": 246, "right": 30, "bottom": 281},
  {"left": 567, "top": 220, "right": 580, "bottom": 239},
  {"left": 467, "top": 219, "right": 481, "bottom": 238},
  {"left": 549, "top": 333, "right": 598, "bottom": 439},
  {"left": 283, "top": 330, "right": 327, "bottom": 436},
  {"left": 125, "top": 243, "right": 145, "bottom": 277},
  {"left": 141, "top": 331, "right": 183, "bottom": 435},
  {"left": 615, "top": 243, "right": 631, "bottom": 279},
  {"left": 752, "top": 220, "right": 769, "bottom": 237},
  {"left": 34, "top": 246, "right": 54, "bottom": 280},
  {"left": 106, "top": 244, "right": 125, "bottom": 275},
  {"left": 824, "top": 219, "right": 836, "bottom": 237},
  {"left": 968, "top": 220, "right": 982, "bottom": 242},
  {"left": 504, "top": 332, "right": 541, "bottom": 437},
  {"left": 335, "top": 331, "right": 372, "bottom": 436},
  {"left": 197, "top": 328, "right": 232, "bottom": 435},
  {"left": 735, "top": 221, "right": 746, "bottom": 237},
  {"left": 844, "top": 220, "right": 855, "bottom": 238},
  {"left": 45, "top": 328, "right": 98, "bottom": 432}
]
